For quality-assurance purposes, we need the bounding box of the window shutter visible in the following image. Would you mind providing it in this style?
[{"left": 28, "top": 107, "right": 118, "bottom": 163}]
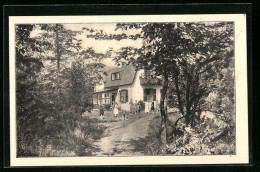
[{"left": 126, "top": 90, "right": 128, "bottom": 102}]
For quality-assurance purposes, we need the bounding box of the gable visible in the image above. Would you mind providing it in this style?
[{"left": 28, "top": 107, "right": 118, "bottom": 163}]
[{"left": 104, "top": 65, "right": 137, "bottom": 89}]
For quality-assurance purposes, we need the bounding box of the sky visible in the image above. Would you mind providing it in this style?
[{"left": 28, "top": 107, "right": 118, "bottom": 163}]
[
  {"left": 30, "top": 23, "right": 143, "bottom": 67},
  {"left": 65, "top": 24, "right": 143, "bottom": 67}
]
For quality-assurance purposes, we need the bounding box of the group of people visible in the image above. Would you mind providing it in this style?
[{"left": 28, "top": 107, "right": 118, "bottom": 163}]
[
  {"left": 99, "top": 99, "right": 160, "bottom": 120},
  {"left": 99, "top": 102, "right": 127, "bottom": 120},
  {"left": 112, "top": 102, "right": 128, "bottom": 121},
  {"left": 129, "top": 99, "right": 142, "bottom": 115},
  {"left": 99, "top": 102, "right": 120, "bottom": 120}
]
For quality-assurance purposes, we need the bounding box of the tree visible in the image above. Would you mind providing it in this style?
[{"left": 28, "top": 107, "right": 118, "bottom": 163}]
[
  {"left": 70, "top": 58, "right": 106, "bottom": 113},
  {"left": 16, "top": 24, "right": 45, "bottom": 156},
  {"left": 168, "top": 22, "right": 234, "bottom": 129},
  {"left": 36, "top": 24, "right": 82, "bottom": 70},
  {"left": 33, "top": 24, "right": 107, "bottom": 113}
]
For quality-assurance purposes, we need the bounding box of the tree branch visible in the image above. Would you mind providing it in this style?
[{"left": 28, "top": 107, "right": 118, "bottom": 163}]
[{"left": 175, "top": 115, "right": 186, "bottom": 127}]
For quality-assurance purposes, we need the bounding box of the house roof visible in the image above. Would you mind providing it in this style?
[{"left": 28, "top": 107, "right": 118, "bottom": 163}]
[
  {"left": 104, "top": 65, "right": 137, "bottom": 89},
  {"left": 94, "top": 88, "right": 118, "bottom": 93}
]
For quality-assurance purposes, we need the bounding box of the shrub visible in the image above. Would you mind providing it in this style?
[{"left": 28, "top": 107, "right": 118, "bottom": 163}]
[
  {"left": 165, "top": 112, "right": 235, "bottom": 155},
  {"left": 103, "top": 104, "right": 111, "bottom": 111},
  {"left": 17, "top": 66, "right": 105, "bottom": 157}
]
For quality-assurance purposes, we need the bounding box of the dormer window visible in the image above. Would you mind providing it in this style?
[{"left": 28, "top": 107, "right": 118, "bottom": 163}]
[{"left": 111, "top": 72, "right": 120, "bottom": 81}]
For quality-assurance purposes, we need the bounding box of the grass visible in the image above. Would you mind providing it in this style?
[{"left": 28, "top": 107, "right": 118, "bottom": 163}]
[
  {"left": 129, "top": 115, "right": 163, "bottom": 155},
  {"left": 128, "top": 111, "right": 183, "bottom": 156},
  {"left": 17, "top": 115, "right": 106, "bottom": 157}
]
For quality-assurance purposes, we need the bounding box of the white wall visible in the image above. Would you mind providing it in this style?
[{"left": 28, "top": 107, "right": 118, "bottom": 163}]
[
  {"left": 117, "top": 85, "right": 132, "bottom": 111},
  {"left": 156, "top": 87, "right": 162, "bottom": 102},
  {"left": 117, "top": 70, "right": 144, "bottom": 111},
  {"left": 117, "top": 70, "right": 162, "bottom": 112},
  {"left": 131, "top": 70, "right": 145, "bottom": 103}
]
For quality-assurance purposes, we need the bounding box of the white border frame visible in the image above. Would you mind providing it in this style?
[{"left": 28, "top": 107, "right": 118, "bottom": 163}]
[{"left": 9, "top": 14, "right": 248, "bottom": 166}]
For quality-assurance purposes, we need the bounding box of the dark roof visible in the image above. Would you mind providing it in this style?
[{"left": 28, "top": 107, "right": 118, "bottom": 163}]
[{"left": 104, "top": 65, "right": 137, "bottom": 89}]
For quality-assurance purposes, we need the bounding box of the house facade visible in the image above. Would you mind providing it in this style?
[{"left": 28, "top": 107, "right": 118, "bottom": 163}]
[{"left": 93, "top": 65, "right": 162, "bottom": 112}]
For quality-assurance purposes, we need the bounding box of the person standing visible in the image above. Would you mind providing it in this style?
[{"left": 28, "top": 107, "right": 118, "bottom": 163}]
[
  {"left": 113, "top": 102, "right": 119, "bottom": 118},
  {"left": 134, "top": 100, "right": 138, "bottom": 115},
  {"left": 99, "top": 105, "right": 104, "bottom": 119},
  {"left": 138, "top": 101, "right": 141, "bottom": 114},
  {"left": 122, "top": 110, "right": 128, "bottom": 121},
  {"left": 129, "top": 99, "right": 134, "bottom": 115},
  {"left": 151, "top": 101, "right": 155, "bottom": 114}
]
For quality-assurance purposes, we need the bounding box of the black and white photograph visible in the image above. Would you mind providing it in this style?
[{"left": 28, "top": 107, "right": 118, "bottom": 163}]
[{"left": 9, "top": 15, "right": 248, "bottom": 166}]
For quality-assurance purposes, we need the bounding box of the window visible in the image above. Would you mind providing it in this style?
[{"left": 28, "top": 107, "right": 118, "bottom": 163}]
[
  {"left": 120, "top": 89, "right": 128, "bottom": 103},
  {"left": 116, "top": 72, "right": 120, "bottom": 80},
  {"left": 111, "top": 73, "right": 115, "bottom": 80},
  {"left": 105, "top": 93, "right": 110, "bottom": 98},
  {"left": 102, "top": 93, "right": 110, "bottom": 104},
  {"left": 111, "top": 72, "right": 120, "bottom": 81},
  {"left": 105, "top": 99, "right": 110, "bottom": 104},
  {"left": 102, "top": 99, "right": 111, "bottom": 104},
  {"left": 102, "top": 93, "right": 110, "bottom": 98}
]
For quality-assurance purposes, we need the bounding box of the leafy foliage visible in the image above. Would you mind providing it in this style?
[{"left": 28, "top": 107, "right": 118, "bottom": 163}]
[
  {"left": 36, "top": 24, "right": 82, "bottom": 70},
  {"left": 165, "top": 112, "right": 235, "bottom": 155},
  {"left": 16, "top": 24, "right": 45, "bottom": 156},
  {"left": 16, "top": 24, "right": 106, "bottom": 157}
]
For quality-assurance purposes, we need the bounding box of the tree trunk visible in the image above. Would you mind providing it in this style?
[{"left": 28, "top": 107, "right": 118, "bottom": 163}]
[
  {"left": 185, "top": 75, "right": 191, "bottom": 126},
  {"left": 174, "top": 75, "right": 184, "bottom": 115},
  {"left": 159, "top": 73, "right": 170, "bottom": 150},
  {"left": 191, "top": 98, "right": 200, "bottom": 128}
]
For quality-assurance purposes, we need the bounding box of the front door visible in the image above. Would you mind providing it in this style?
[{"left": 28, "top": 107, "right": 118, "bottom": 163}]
[
  {"left": 143, "top": 88, "right": 156, "bottom": 102},
  {"left": 111, "top": 92, "right": 117, "bottom": 104}
]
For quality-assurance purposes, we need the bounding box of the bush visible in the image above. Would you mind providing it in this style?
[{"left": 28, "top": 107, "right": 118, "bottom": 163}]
[
  {"left": 17, "top": 66, "right": 106, "bottom": 157},
  {"left": 133, "top": 111, "right": 235, "bottom": 156},
  {"left": 103, "top": 104, "right": 111, "bottom": 111},
  {"left": 165, "top": 112, "right": 235, "bottom": 155}
]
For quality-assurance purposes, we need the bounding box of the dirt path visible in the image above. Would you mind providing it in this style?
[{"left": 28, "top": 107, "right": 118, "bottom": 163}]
[{"left": 92, "top": 114, "right": 155, "bottom": 156}]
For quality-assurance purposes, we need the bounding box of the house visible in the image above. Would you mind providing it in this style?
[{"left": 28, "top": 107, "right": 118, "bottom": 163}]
[{"left": 93, "top": 65, "right": 163, "bottom": 112}]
